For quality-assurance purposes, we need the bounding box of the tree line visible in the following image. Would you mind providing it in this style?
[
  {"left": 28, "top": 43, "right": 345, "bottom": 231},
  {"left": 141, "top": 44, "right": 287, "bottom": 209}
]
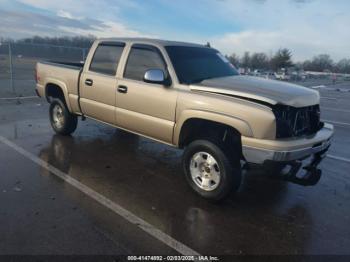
[
  {"left": 226, "top": 49, "right": 350, "bottom": 74},
  {"left": 1, "top": 35, "right": 96, "bottom": 48}
]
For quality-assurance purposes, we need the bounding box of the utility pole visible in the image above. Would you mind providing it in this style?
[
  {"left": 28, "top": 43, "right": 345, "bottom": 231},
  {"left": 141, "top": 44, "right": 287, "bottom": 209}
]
[
  {"left": 8, "top": 42, "right": 15, "bottom": 94},
  {"left": 82, "top": 48, "right": 86, "bottom": 61}
]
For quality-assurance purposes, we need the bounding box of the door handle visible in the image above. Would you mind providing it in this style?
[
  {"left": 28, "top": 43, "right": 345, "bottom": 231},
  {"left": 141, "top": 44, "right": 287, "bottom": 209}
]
[
  {"left": 118, "top": 85, "right": 128, "bottom": 93},
  {"left": 85, "top": 79, "right": 93, "bottom": 86}
]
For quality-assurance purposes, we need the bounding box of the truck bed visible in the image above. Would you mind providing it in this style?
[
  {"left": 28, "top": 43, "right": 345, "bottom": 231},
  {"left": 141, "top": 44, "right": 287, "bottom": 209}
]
[
  {"left": 36, "top": 60, "right": 84, "bottom": 114},
  {"left": 42, "top": 60, "right": 84, "bottom": 69}
]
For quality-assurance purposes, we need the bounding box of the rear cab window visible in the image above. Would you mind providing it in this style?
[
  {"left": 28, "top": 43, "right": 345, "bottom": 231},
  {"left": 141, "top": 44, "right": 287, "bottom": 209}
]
[
  {"left": 89, "top": 42, "right": 125, "bottom": 76},
  {"left": 124, "top": 44, "right": 167, "bottom": 81}
]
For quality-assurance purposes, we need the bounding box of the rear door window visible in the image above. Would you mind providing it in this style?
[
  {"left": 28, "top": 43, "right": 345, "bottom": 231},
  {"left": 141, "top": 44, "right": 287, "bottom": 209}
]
[{"left": 89, "top": 43, "right": 125, "bottom": 75}]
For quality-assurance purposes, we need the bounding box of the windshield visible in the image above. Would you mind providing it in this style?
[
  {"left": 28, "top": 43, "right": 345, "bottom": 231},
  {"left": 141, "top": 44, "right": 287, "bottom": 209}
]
[{"left": 165, "top": 45, "right": 239, "bottom": 84}]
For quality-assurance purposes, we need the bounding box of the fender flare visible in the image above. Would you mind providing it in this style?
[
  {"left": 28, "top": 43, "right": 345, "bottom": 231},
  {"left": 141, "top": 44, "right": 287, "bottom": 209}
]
[
  {"left": 173, "top": 109, "right": 253, "bottom": 146},
  {"left": 44, "top": 78, "right": 73, "bottom": 112}
]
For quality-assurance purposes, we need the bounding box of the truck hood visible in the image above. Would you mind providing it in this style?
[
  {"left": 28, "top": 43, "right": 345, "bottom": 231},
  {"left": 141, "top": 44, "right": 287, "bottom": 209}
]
[{"left": 190, "top": 75, "right": 320, "bottom": 107}]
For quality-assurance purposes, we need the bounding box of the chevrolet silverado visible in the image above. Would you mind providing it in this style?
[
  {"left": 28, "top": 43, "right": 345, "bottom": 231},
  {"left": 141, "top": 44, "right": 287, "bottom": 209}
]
[{"left": 35, "top": 38, "right": 333, "bottom": 201}]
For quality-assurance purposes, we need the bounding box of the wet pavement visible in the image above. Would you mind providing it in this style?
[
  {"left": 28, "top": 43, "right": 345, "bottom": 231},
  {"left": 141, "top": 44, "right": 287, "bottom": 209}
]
[{"left": 0, "top": 86, "right": 350, "bottom": 257}]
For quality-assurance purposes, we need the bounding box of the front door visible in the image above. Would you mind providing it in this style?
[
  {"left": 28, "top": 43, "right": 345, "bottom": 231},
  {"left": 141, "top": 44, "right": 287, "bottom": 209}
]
[{"left": 116, "top": 44, "right": 177, "bottom": 143}]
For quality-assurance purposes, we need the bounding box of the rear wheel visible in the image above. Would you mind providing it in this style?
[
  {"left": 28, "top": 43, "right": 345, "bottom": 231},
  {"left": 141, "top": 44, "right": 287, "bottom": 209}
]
[
  {"left": 49, "top": 98, "right": 78, "bottom": 135},
  {"left": 182, "top": 139, "right": 242, "bottom": 201}
]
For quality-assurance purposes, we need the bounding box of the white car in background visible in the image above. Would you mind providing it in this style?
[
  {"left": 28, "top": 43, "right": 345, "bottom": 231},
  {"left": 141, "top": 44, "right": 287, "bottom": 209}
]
[
  {"left": 265, "top": 72, "right": 276, "bottom": 80},
  {"left": 274, "top": 72, "right": 290, "bottom": 81},
  {"left": 253, "top": 69, "right": 263, "bottom": 77}
]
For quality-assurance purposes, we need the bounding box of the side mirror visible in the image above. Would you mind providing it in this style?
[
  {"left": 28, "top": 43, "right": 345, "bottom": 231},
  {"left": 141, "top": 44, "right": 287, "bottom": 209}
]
[{"left": 143, "top": 69, "right": 170, "bottom": 86}]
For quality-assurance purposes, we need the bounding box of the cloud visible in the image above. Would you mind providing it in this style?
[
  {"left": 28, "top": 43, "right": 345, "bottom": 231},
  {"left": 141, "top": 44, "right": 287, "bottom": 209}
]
[
  {"left": 57, "top": 10, "right": 74, "bottom": 20},
  {"left": 0, "top": 8, "right": 150, "bottom": 39},
  {"left": 0, "top": 9, "right": 97, "bottom": 35},
  {"left": 18, "top": 0, "right": 117, "bottom": 13},
  {"left": 17, "top": 0, "right": 130, "bottom": 20},
  {"left": 0, "top": 0, "right": 149, "bottom": 39},
  {"left": 205, "top": 0, "right": 350, "bottom": 61},
  {"left": 59, "top": 21, "right": 153, "bottom": 38},
  {"left": 211, "top": 27, "right": 350, "bottom": 62},
  {"left": 2, "top": 0, "right": 350, "bottom": 61}
]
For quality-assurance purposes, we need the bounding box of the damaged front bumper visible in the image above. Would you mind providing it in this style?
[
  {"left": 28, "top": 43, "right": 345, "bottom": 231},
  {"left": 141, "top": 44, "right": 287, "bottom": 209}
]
[
  {"left": 242, "top": 123, "right": 334, "bottom": 185},
  {"left": 265, "top": 146, "right": 329, "bottom": 186}
]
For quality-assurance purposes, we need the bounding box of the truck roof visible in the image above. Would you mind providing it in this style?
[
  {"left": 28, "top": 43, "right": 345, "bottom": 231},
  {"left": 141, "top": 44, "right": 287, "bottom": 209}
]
[{"left": 98, "top": 37, "right": 207, "bottom": 48}]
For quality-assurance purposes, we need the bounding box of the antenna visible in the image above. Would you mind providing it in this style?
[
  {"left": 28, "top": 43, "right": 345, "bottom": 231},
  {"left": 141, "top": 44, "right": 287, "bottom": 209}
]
[{"left": 205, "top": 42, "right": 211, "bottom": 47}]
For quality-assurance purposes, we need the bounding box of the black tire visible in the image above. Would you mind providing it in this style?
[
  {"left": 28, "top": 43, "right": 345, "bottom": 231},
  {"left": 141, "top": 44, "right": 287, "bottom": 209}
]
[
  {"left": 49, "top": 98, "right": 78, "bottom": 135},
  {"left": 182, "top": 139, "right": 242, "bottom": 201}
]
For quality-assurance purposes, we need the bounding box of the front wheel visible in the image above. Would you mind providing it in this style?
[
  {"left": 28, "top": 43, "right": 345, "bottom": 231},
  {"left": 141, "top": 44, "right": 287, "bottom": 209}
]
[
  {"left": 182, "top": 140, "right": 242, "bottom": 201},
  {"left": 49, "top": 98, "right": 78, "bottom": 135}
]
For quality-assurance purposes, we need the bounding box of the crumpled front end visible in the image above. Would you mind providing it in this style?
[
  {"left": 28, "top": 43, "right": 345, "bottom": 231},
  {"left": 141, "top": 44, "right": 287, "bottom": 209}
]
[
  {"left": 242, "top": 123, "right": 334, "bottom": 186},
  {"left": 272, "top": 104, "right": 324, "bottom": 138}
]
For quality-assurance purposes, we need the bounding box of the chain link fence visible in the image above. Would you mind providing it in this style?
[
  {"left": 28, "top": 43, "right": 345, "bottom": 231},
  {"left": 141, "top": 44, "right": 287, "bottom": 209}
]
[{"left": 0, "top": 42, "right": 88, "bottom": 98}]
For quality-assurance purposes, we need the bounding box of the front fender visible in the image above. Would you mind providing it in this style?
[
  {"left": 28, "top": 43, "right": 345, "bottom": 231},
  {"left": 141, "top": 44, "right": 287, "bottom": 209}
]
[{"left": 173, "top": 109, "right": 253, "bottom": 146}]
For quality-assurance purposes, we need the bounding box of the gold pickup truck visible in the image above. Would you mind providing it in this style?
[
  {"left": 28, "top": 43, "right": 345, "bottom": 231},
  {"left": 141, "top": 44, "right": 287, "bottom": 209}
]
[{"left": 35, "top": 38, "right": 333, "bottom": 201}]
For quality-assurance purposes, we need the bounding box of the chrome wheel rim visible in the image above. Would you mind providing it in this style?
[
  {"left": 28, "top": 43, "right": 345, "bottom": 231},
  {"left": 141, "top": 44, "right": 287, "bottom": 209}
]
[
  {"left": 190, "top": 151, "right": 221, "bottom": 191},
  {"left": 52, "top": 104, "right": 64, "bottom": 129}
]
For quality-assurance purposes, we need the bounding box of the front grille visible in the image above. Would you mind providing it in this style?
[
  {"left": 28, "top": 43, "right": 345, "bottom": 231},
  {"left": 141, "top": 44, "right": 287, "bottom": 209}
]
[{"left": 273, "top": 104, "right": 323, "bottom": 138}]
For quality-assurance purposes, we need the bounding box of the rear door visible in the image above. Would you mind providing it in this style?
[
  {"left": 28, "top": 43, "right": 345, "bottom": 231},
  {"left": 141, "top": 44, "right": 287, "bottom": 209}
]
[
  {"left": 80, "top": 42, "right": 125, "bottom": 124},
  {"left": 116, "top": 44, "right": 177, "bottom": 143}
]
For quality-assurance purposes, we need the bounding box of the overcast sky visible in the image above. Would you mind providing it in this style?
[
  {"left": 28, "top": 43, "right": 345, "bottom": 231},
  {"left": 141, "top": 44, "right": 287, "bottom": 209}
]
[{"left": 0, "top": 0, "right": 349, "bottom": 61}]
